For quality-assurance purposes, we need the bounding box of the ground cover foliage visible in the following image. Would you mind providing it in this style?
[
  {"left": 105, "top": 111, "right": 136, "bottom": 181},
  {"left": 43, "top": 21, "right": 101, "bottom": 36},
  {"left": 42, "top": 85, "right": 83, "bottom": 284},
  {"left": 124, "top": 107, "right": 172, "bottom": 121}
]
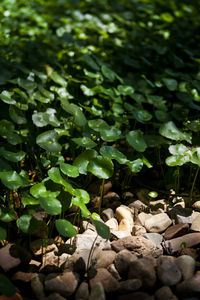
[{"left": 1, "top": 0, "right": 200, "bottom": 294}]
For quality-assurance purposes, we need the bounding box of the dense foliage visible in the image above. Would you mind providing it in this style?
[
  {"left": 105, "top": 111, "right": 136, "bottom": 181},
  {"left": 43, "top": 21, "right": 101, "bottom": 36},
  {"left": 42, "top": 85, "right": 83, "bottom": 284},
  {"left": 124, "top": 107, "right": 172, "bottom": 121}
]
[{"left": 0, "top": 0, "right": 200, "bottom": 252}]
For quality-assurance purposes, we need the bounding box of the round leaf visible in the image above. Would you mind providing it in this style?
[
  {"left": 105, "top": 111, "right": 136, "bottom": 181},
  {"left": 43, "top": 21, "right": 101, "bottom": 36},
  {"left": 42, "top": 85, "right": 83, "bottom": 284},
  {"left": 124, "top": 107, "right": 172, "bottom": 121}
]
[
  {"left": 72, "top": 137, "right": 97, "bottom": 149},
  {"left": 36, "top": 130, "right": 62, "bottom": 152},
  {"left": 165, "top": 155, "right": 190, "bottom": 166},
  {"left": 39, "top": 196, "right": 62, "bottom": 215},
  {"left": 74, "top": 189, "right": 90, "bottom": 204},
  {"left": 92, "top": 220, "right": 110, "bottom": 239},
  {"left": 100, "top": 146, "right": 128, "bottom": 164},
  {"left": 0, "top": 171, "right": 24, "bottom": 189},
  {"left": 0, "top": 226, "right": 7, "bottom": 240},
  {"left": 159, "top": 121, "right": 192, "bottom": 143},
  {"left": 126, "top": 130, "right": 147, "bottom": 152},
  {"left": 88, "top": 156, "right": 114, "bottom": 179},
  {"left": 126, "top": 159, "right": 143, "bottom": 173},
  {"left": 100, "top": 127, "right": 121, "bottom": 142},
  {"left": 73, "top": 150, "right": 97, "bottom": 175},
  {"left": 60, "top": 163, "right": 79, "bottom": 178},
  {"left": 55, "top": 219, "right": 77, "bottom": 237},
  {"left": 88, "top": 119, "right": 109, "bottom": 132},
  {"left": 133, "top": 110, "right": 152, "bottom": 123},
  {"left": 17, "top": 215, "right": 39, "bottom": 233}
]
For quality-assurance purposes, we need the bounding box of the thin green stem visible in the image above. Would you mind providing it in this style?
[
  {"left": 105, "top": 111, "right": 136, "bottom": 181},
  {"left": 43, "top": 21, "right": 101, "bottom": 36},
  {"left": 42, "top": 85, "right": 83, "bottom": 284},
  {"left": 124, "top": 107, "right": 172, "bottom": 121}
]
[
  {"left": 98, "top": 178, "right": 105, "bottom": 215},
  {"left": 190, "top": 166, "right": 200, "bottom": 202}
]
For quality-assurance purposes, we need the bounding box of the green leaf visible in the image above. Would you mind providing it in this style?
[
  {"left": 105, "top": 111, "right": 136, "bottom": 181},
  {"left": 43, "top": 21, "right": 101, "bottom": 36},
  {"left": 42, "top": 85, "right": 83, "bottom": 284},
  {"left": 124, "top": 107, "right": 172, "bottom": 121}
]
[
  {"left": 0, "top": 171, "right": 25, "bottom": 189},
  {"left": 74, "top": 189, "right": 90, "bottom": 204},
  {"left": 39, "top": 196, "right": 62, "bottom": 215},
  {"left": 60, "top": 163, "right": 79, "bottom": 178},
  {"left": 36, "top": 130, "right": 62, "bottom": 152},
  {"left": 88, "top": 119, "right": 109, "bottom": 132},
  {"left": 142, "top": 156, "right": 153, "bottom": 168},
  {"left": 0, "top": 147, "right": 26, "bottom": 162},
  {"left": 9, "top": 105, "right": 27, "bottom": 124},
  {"left": 50, "top": 71, "right": 67, "bottom": 87},
  {"left": 162, "top": 78, "right": 178, "bottom": 91},
  {"left": 55, "top": 219, "right": 77, "bottom": 238},
  {"left": 83, "top": 54, "right": 99, "bottom": 71},
  {"left": 133, "top": 110, "right": 152, "bottom": 123},
  {"left": 169, "top": 144, "right": 189, "bottom": 155},
  {"left": 48, "top": 167, "right": 74, "bottom": 194},
  {"left": 21, "top": 193, "right": 39, "bottom": 207},
  {"left": 0, "top": 208, "right": 16, "bottom": 222},
  {"left": 72, "top": 196, "right": 91, "bottom": 218},
  {"left": 100, "top": 127, "right": 121, "bottom": 142},
  {"left": 72, "top": 137, "right": 97, "bottom": 149},
  {"left": 159, "top": 121, "right": 192, "bottom": 143},
  {"left": 166, "top": 155, "right": 190, "bottom": 166},
  {"left": 101, "top": 65, "right": 116, "bottom": 82},
  {"left": 0, "top": 274, "right": 17, "bottom": 297},
  {"left": 148, "top": 191, "right": 158, "bottom": 198},
  {"left": 100, "top": 146, "right": 128, "bottom": 164},
  {"left": 117, "top": 85, "right": 134, "bottom": 95},
  {"left": 88, "top": 156, "right": 114, "bottom": 179},
  {"left": 0, "top": 158, "right": 12, "bottom": 172},
  {"left": 17, "top": 215, "right": 39, "bottom": 233},
  {"left": 30, "top": 182, "right": 47, "bottom": 198},
  {"left": 73, "top": 150, "right": 98, "bottom": 175},
  {"left": 0, "top": 226, "right": 7, "bottom": 240},
  {"left": 126, "top": 159, "right": 143, "bottom": 173},
  {"left": 32, "top": 112, "right": 48, "bottom": 127},
  {"left": 92, "top": 220, "right": 110, "bottom": 239},
  {"left": 0, "top": 90, "right": 16, "bottom": 104},
  {"left": 126, "top": 130, "right": 147, "bottom": 152},
  {"left": 61, "top": 100, "right": 87, "bottom": 127}
]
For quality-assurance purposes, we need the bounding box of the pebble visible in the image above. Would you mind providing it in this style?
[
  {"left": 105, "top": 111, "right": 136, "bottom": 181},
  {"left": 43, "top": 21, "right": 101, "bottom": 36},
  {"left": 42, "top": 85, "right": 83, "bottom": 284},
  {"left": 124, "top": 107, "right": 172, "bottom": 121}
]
[
  {"left": 191, "top": 214, "right": 200, "bottom": 232},
  {"left": 117, "top": 278, "right": 142, "bottom": 294},
  {"left": 31, "top": 274, "right": 46, "bottom": 300},
  {"left": 89, "top": 282, "right": 105, "bottom": 300},
  {"left": 144, "top": 213, "right": 172, "bottom": 233},
  {"left": 118, "top": 218, "right": 133, "bottom": 232},
  {"left": 135, "top": 212, "right": 152, "bottom": 226},
  {"left": 192, "top": 201, "right": 200, "bottom": 211},
  {"left": 155, "top": 286, "right": 178, "bottom": 300},
  {"left": 46, "top": 293, "right": 67, "bottom": 300},
  {"left": 30, "top": 239, "right": 57, "bottom": 256},
  {"left": 0, "top": 244, "right": 22, "bottom": 272},
  {"left": 111, "top": 235, "right": 163, "bottom": 257},
  {"left": 107, "top": 263, "right": 121, "bottom": 280},
  {"left": 75, "top": 281, "right": 89, "bottom": 300},
  {"left": 128, "top": 257, "right": 156, "bottom": 288},
  {"left": 110, "top": 230, "right": 131, "bottom": 240},
  {"left": 164, "top": 223, "right": 189, "bottom": 240},
  {"left": 157, "top": 256, "right": 182, "bottom": 286},
  {"left": 95, "top": 250, "right": 116, "bottom": 268},
  {"left": 89, "top": 267, "right": 119, "bottom": 293},
  {"left": 175, "top": 255, "right": 196, "bottom": 280},
  {"left": 101, "top": 208, "right": 115, "bottom": 222},
  {"left": 176, "top": 273, "right": 200, "bottom": 298},
  {"left": 162, "top": 233, "right": 200, "bottom": 253},
  {"left": 44, "top": 271, "right": 79, "bottom": 297},
  {"left": 114, "top": 249, "right": 138, "bottom": 277},
  {"left": 128, "top": 200, "right": 148, "bottom": 211},
  {"left": 143, "top": 233, "right": 163, "bottom": 247},
  {"left": 118, "top": 291, "right": 154, "bottom": 300},
  {"left": 132, "top": 225, "right": 146, "bottom": 236},
  {"left": 105, "top": 218, "right": 118, "bottom": 230},
  {"left": 116, "top": 205, "right": 134, "bottom": 226}
]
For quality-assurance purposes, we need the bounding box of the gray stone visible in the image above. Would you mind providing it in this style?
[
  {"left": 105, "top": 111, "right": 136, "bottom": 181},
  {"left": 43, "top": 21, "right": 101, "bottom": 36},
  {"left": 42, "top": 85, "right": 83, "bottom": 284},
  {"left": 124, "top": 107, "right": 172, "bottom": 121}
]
[
  {"left": 89, "top": 268, "right": 119, "bottom": 293},
  {"left": 191, "top": 215, "right": 200, "bottom": 232},
  {"left": 0, "top": 244, "right": 22, "bottom": 272},
  {"left": 31, "top": 274, "right": 46, "bottom": 300},
  {"left": 128, "top": 200, "right": 148, "bottom": 211},
  {"left": 143, "top": 233, "right": 163, "bottom": 247},
  {"left": 110, "top": 230, "right": 131, "bottom": 240},
  {"left": 105, "top": 218, "right": 118, "bottom": 230},
  {"left": 111, "top": 235, "right": 163, "bottom": 257},
  {"left": 176, "top": 273, "right": 200, "bottom": 298},
  {"left": 128, "top": 257, "right": 156, "bottom": 288},
  {"left": 175, "top": 255, "right": 196, "bottom": 280},
  {"left": 155, "top": 286, "right": 178, "bottom": 300},
  {"left": 46, "top": 293, "right": 67, "bottom": 300},
  {"left": 89, "top": 282, "right": 105, "bottom": 300},
  {"left": 41, "top": 252, "right": 71, "bottom": 269},
  {"left": 144, "top": 213, "right": 172, "bottom": 233},
  {"left": 114, "top": 249, "right": 138, "bottom": 277},
  {"left": 94, "top": 250, "right": 116, "bottom": 268},
  {"left": 164, "top": 223, "right": 189, "bottom": 240},
  {"left": 117, "top": 279, "right": 142, "bottom": 294},
  {"left": 132, "top": 225, "right": 146, "bottom": 236},
  {"left": 44, "top": 271, "right": 79, "bottom": 297},
  {"left": 162, "top": 233, "right": 200, "bottom": 253},
  {"left": 72, "top": 234, "right": 111, "bottom": 252},
  {"left": 135, "top": 212, "right": 152, "bottom": 226},
  {"left": 107, "top": 264, "right": 121, "bottom": 280},
  {"left": 157, "top": 256, "right": 182, "bottom": 286},
  {"left": 75, "top": 281, "right": 89, "bottom": 300},
  {"left": 101, "top": 208, "right": 115, "bottom": 222}
]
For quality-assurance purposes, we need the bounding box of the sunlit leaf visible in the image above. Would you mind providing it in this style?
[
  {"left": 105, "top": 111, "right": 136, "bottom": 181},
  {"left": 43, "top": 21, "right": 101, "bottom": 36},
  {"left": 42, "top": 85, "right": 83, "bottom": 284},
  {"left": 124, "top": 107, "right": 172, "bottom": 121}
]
[
  {"left": 92, "top": 219, "right": 110, "bottom": 239},
  {"left": 88, "top": 156, "right": 114, "bottom": 179},
  {"left": 55, "top": 219, "right": 77, "bottom": 237},
  {"left": 72, "top": 137, "right": 97, "bottom": 149},
  {"left": 100, "top": 146, "right": 128, "bottom": 164},
  {"left": 73, "top": 150, "right": 98, "bottom": 174},
  {"left": 159, "top": 121, "right": 192, "bottom": 143}
]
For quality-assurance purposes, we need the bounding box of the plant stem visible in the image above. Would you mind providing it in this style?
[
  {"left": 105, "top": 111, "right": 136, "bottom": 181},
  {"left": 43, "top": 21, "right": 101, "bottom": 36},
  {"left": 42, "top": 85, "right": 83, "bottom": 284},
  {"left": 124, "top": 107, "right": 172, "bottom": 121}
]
[
  {"left": 190, "top": 166, "right": 200, "bottom": 202},
  {"left": 87, "top": 234, "right": 98, "bottom": 272},
  {"left": 98, "top": 178, "right": 105, "bottom": 215}
]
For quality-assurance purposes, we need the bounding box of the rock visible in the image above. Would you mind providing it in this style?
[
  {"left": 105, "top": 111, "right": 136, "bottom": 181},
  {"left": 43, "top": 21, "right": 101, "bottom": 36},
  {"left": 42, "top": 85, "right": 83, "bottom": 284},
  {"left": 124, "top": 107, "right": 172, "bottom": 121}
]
[
  {"left": 104, "top": 192, "right": 120, "bottom": 202},
  {"left": 180, "top": 247, "right": 199, "bottom": 260},
  {"left": 175, "top": 255, "right": 196, "bottom": 280},
  {"left": 149, "top": 199, "right": 168, "bottom": 211},
  {"left": 41, "top": 252, "right": 71, "bottom": 269},
  {"left": 155, "top": 286, "right": 178, "bottom": 300},
  {"left": 75, "top": 281, "right": 89, "bottom": 300},
  {"left": 111, "top": 235, "right": 163, "bottom": 257},
  {"left": 105, "top": 218, "right": 118, "bottom": 230},
  {"left": 114, "top": 249, "right": 138, "bottom": 277},
  {"left": 116, "top": 205, "right": 134, "bottom": 226},
  {"left": 72, "top": 234, "right": 110, "bottom": 252},
  {"left": 128, "top": 257, "right": 156, "bottom": 288},
  {"left": 0, "top": 244, "right": 21, "bottom": 272},
  {"left": 12, "top": 271, "right": 37, "bottom": 282},
  {"left": 144, "top": 213, "right": 172, "bottom": 233},
  {"left": 118, "top": 218, "right": 133, "bottom": 232},
  {"left": 110, "top": 230, "right": 131, "bottom": 240},
  {"left": 117, "top": 279, "right": 142, "bottom": 294},
  {"left": 135, "top": 212, "right": 152, "bottom": 226},
  {"left": 107, "top": 264, "right": 121, "bottom": 280},
  {"left": 143, "top": 233, "right": 163, "bottom": 247},
  {"left": 94, "top": 250, "right": 116, "bottom": 268},
  {"left": 176, "top": 214, "right": 192, "bottom": 224},
  {"left": 46, "top": 293, "right": 67, "bottom": 300},
  {"left": 118, "top": 291, "right": 154, "bottom": 300},
  {"left": 44, "top": 271, "right": 79, "bottom": 297},
  {"left": 64, "top": 252, "right": 87, "bottom": 274},
  {"left": 31, "top": 274, "right": 46, "bottom": 300},
  {"left": 176, "top": 273, "right": 200, "bottom": 298},
  {"left": 128, "top": 200, "right": 148, "bottom": 211},
  {"left": 89, "top": 282, "right": 105, "bottom": 300},
  {"left": 101, "top": 208, "right": 115, "bottom": 222},
  {"left": 162, "top": 233, "right": 200, "bottom": 253},
  {"left": 164, "top": 223, "right": 189, "bottom": 240},
  {"left": 191, "top": 214, "right": 200, "bottom": 232},
  {"left": 89, "top": 268, "right": 119, "bottom": 293},
  {"left": 82, "top": 221, "right": 96, "bottom": 232},
  {"left": 192, "top": 201, "right": 200, "bottom": 211},
  {"left": 157, "top": 256, "right": 182, "bottom": 286},
  {"left": 30, "top": 239, "right": 57, "bottom": 256},
  {"left": 132, "top": 225, "right": 146, "bottom": 236}
]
